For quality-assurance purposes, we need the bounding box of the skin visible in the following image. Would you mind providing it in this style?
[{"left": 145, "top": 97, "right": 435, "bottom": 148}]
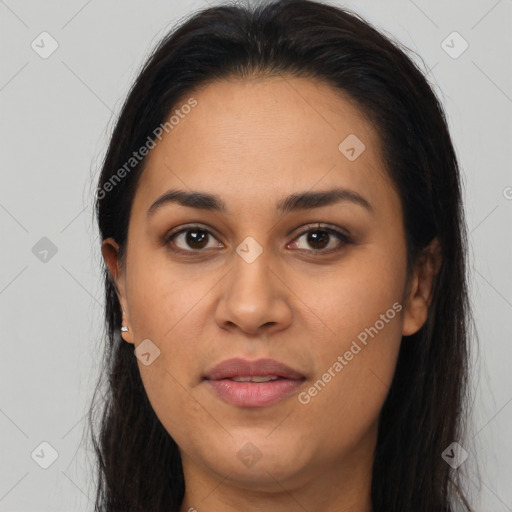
[{"left": 102, "top": 75, "right": 441, "bottom": 512}]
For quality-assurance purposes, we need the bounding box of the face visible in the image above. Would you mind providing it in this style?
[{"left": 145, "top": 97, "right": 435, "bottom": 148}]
[{"left": 102, "top": 76, "right": 439, "bottom": 506}]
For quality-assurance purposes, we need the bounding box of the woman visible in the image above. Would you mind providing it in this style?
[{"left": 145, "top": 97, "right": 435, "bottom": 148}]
[{"left": 89, "top": 0, "right": 473, "bottom": 510}]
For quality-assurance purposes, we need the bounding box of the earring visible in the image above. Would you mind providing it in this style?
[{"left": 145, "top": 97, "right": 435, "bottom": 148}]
[{"left": 121, "top": 308, "right": 129, "bottom": 332}]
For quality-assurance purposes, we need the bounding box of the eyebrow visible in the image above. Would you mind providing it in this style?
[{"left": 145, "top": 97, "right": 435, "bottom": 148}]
[{"left": 146, "top": 187, "right": 374, "bottom": 218}]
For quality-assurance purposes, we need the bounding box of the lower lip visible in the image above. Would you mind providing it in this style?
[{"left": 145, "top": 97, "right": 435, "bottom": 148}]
[{"left": 205, "top": 378, "right": 305, "bottom": 407}]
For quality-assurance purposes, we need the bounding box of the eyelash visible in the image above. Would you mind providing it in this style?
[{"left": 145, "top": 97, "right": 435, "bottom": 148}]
[{"left": 163, "top": 223, "right": 352, "bottom": 256}]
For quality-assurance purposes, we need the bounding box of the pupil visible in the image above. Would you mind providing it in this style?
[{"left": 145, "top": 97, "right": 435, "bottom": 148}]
[
  {"left": 183, "top": 229, "right": 330, "bottom": 250},
  {"left": 308, "top": 231, "right": 328, "bottom": 249},
  {"left": 187, "top": 230, "right": 208, "bottom": 249}
]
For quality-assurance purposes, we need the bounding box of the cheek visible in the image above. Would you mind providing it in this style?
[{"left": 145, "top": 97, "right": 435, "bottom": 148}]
[
  {"left": 126, "top": 245, "right": 211, "bottom": 339},
  {"left": 125, "top": 248, "right": 218, "bottom": 401},
  {"left": 296, "top": 249, "right": 405, "bottom": 425},
  {"left": 125, "top": 259, "right": 214, "bottom": 441},
  {"left": 306, "top": 244, "right": 405, "bottom": 348},
  {"left": 299, "top": 316, "right": 402, "bottom": 457}
]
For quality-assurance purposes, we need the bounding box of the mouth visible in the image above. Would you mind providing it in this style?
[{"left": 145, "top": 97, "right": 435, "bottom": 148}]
[
  {"left": 203, "top": 358, "right": 306, "bottom": 408},
  {"left": 227, "top": 375, "right": 284, "bottom": 382}
]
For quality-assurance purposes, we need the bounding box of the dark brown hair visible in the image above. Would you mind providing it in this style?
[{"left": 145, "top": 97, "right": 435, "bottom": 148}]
[{"left": 88, "top": 1, "right": 473, "bottom": 510}]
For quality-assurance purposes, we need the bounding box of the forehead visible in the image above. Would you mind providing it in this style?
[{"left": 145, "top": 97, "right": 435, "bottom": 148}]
[{"left": 133, "top": 76, "right": 395, "bottom": 216}]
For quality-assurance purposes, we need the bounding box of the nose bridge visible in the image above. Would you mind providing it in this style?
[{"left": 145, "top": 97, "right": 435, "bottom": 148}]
[
  {"left": 215, "top": 235, "right": 291, "bottom": 334},
  {"left": 230, "top": 237, "right": 275, "bottom": 309}
]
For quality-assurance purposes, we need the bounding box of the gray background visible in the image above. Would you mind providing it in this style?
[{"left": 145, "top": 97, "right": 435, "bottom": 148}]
[{"left": 0, "top": 0, "right": 511, "bottom": 510}]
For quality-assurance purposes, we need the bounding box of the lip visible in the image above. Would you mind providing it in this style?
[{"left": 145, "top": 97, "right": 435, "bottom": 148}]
[
  {"left": 204, "top": 358, "right": 306, "bottom": 408},
  {"left": 204, "top": 357, "right": 305, "bottom": 380}
]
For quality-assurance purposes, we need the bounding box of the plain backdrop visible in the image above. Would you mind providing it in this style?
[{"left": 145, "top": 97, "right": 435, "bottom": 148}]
[{"left": 0, "top": 0, "right": 511, "bottom": 510}]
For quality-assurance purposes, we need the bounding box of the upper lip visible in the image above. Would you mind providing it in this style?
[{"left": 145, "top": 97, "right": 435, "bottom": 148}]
[{"left": 204, "top": 358, "right": 305, "bottom": 380}]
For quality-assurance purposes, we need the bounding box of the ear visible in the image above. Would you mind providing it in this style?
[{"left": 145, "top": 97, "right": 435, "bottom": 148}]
[
  {"left": 402, "top": 237, "right": 442, "bottom": 337},
  {"left": 101, "top": 238, "right": 134, "bottom": 344}
]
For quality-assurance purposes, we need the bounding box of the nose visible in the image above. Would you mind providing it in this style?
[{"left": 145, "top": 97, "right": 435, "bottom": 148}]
[{"left": 214, "top": 247, "right": 292, "bottom": 337}]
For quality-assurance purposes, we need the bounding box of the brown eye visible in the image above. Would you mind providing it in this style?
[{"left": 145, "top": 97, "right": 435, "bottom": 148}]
[
  {"left": 164, "top": 223, "right": 351, "bottom": 256},
  {"left": 289, "top": 225, "right": 351, "bottom": 254},
  {"left": 166, "top": 226, "right": 222, "bottom": 252},
  {"left": 305, "top": 231, "right": 330, "bottom": 250}
]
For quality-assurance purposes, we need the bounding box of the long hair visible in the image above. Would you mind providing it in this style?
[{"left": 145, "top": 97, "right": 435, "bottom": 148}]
[{"left": 88, "top": 1, "right": 473, "bottom": 510}]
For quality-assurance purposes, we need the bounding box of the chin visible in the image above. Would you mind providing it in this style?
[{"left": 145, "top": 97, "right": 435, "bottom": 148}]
[{"left": 205, "top": 438, "right": 313, "bottom": 487}]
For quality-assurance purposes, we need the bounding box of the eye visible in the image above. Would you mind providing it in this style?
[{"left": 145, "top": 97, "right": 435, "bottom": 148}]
[
  {"left": 164, "top": 225, "right": 223, "bottom": 253},
  {"left": 163, "top": 223, "right": 351, "bottom": 255},
  {"left": 288, "top": 224, "right": 351, "bottom": 254}
]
